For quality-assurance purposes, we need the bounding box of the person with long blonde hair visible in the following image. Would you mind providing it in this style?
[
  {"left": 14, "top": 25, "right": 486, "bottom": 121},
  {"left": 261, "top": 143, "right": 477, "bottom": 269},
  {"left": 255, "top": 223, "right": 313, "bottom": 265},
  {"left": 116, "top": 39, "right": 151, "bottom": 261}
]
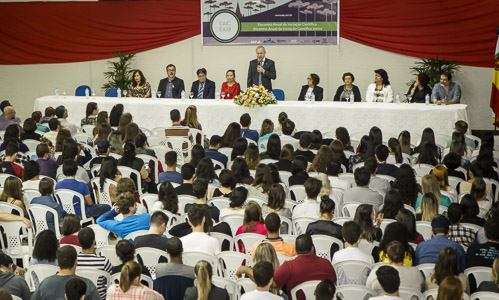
[
  {"left": 181, "top": 105, "right": 202, "bottom": 130},
  {"left": 106, "top": 261, "right": 163, "bottom": 300},
  {"left": 244, "top": 143, "right": 260, "bottom": 170},
  {"left": 184, "top": 260, "right": 229, "bottom": 300},
  {"left": 432, "top": 164, "right": 457, "bottom": 199},
  {"left": 416, "top": 193, "right": 440, "bottom": 222},
  {"left": 0, "top": 176, "right": 27, "bottom": 216},
  {"left": 415, "top": 174, "right": 451, "bottom": 210}
]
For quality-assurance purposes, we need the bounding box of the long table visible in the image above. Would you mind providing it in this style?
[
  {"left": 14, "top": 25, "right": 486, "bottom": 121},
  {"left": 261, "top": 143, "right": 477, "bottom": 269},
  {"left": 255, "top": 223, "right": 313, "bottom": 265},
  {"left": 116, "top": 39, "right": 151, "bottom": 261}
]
[{"left": 34, "top": 96, "right": 469, "bottom": 137}]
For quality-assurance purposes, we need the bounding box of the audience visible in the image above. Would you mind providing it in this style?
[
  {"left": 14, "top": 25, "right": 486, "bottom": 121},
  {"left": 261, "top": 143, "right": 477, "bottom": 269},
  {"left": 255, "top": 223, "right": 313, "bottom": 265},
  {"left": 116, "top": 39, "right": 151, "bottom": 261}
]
[
  {"left": 447, "top": 203, "right": 476, "bottom": 248},
  {"left": 288, "top": 155, "right": 309, "bottom": 186},
  {"left": 375, "top": 144, "right": 398, "bottom": 177},
  {"left": 60, "top": 214, "right": 82, "bottom": 246},
  {"left": 294, "top": 133, "right": 315, "bottom": 162},
  {"left": 184, "top": 178, "right": 220, "bottom": 222},
  {"left": 65, "top": 278, "right": 87, "bottom": 300},
  {"left": 31, "top": 177, "right": 66, "bottom": 233},
  {"left": 210, "top": 169, "right": 236, "bottom": 198},
  {"left": 378, "top": 222, "right": 415, "bottom": 266},
  {"left": 314, "top": 279, "right": 336, "bottom": 300},
  {"left": 174, "top": 163, "right": 195, "bottom": 196},
  {"left": 111, "top": 240, "right": 151, "bottom": 278},
  {"left": 219, "top": 186, "right": 247, "bottom": 219},
  {"left": 151, "top": 181, "right": 179, "bottom": 214},
  {"left": 306, "top": 195, "right": 342, "bottom": 240},
  {"left": 31, "top": 230, "right": 58, "bottom": 266},
  {"left": 240, "top": 113, "right": 259, "bottom": 143},
  {"left": 35, "top": 143, "right": 58, "bottom": 179},
  {"left": 205, "top": 135, "right": 228, "bottom": 168},
  {"left": 354, "top": 203, "right": 382, "bottom": 242}
]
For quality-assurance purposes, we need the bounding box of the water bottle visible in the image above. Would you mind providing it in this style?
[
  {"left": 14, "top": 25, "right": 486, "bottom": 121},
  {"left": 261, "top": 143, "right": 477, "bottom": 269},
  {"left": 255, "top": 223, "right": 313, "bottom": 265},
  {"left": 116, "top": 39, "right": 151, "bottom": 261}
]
[
  {"left": 117, "top": 88, "right": 122, "bottom": 98},
  {"left": 181, "top": 90, "right": 185, "bottom": 100},
  {"left": 151, "top": 90, "right": 156, "bottom": 99},
  {"left": 85, "top": 88, "right": 89, "bottom": 98},
  {"left": 55, "top": 87, "right": 59, "bottom": 97},
  {"left": 350, "top": 93, "right": 355, "bottom": 104},
  {"left": 215, "top": 91, "right": 220, "bottom": 101},
  {"left": 311, "top": 92, "right": 315, "bottom": 104},
  {"left": 396, "top": 92, "right": 401, "bottom": 104},
  {"left": 425, "top": 94, "right": 430, "bottom": 105}
]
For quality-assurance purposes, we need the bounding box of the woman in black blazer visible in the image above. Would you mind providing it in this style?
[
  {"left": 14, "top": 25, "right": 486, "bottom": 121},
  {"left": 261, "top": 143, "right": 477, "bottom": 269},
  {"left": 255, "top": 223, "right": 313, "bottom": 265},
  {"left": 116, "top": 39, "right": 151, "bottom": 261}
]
[
  {"left": 333, "top": 72, "right": 362, "bottom": 102},
  {"left": 298, "top": 73, "right": 324, "bottom": 101}
]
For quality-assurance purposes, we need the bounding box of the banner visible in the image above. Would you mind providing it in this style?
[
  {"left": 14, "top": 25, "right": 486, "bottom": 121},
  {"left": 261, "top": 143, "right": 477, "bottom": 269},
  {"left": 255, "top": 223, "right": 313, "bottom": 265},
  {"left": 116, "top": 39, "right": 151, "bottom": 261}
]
[{"left": 202, "top": 0, "right": 339, "bottom": 45}]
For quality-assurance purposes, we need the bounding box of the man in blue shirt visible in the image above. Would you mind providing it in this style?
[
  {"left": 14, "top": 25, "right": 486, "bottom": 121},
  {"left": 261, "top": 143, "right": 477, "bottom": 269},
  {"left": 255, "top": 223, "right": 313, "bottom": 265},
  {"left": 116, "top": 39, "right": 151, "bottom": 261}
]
[
  {"left": 31, "top": 177, "right": 66, "bottom": 233},
  {"left": 240, "top": 113, "right": 259, "bottom": 143},
  {"left": 431, "top": 72, "right": 461, "bottom": 105},
  {"left": 204, "top": 135, "right": 228, "bottom": 169},
  {"left": 415, "top": 216, "right": 466, "bottom": 272},
  {"left": 158, "top": 151, "right": 183, "bottom": 184}
]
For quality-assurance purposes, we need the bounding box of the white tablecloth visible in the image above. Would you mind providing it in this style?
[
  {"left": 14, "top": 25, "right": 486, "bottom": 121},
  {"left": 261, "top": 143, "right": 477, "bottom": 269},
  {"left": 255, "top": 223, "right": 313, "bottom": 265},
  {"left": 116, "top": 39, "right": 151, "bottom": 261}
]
[{"left": 34, "top": 96, "right": 469, "bottom": 137}]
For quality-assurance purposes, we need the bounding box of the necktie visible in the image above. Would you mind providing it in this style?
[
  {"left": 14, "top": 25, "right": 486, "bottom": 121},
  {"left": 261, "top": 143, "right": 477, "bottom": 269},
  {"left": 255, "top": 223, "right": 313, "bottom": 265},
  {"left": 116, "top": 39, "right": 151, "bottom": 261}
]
[
  {"left": 197, "top": 82, "right": 204, "bottom": 99},
  {"left": 258, "top": 60, "right": 263, "bottom": 86}
]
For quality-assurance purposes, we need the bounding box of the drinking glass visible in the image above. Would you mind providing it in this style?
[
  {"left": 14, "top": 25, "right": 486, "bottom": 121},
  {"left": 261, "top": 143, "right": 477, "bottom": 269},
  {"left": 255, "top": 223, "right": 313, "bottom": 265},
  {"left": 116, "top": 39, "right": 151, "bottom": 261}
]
[
  {"left": 157, "top": 91, "right": 162, "bottom": 98},
  {"left": 189, "top": 92, "right": 194, "bottom": 99},
  {"left": 221, "top": 92, "right": 226, "bottom": 100},
  {"left": 345, "top": 96, "right": 350, "bottom": 103},
  {"left": 123, "top": 90, "right": 128, "bottom": 97},
  {"left": 227, "top": 93, "right": 230, "bottom": 99}
]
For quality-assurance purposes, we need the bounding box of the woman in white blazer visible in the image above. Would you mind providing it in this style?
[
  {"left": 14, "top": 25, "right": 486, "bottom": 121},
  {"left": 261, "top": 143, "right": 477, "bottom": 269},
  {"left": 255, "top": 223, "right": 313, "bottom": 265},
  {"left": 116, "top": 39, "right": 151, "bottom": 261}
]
[{"left": 366, "top": 69, "right": 393, "bottom": 103}]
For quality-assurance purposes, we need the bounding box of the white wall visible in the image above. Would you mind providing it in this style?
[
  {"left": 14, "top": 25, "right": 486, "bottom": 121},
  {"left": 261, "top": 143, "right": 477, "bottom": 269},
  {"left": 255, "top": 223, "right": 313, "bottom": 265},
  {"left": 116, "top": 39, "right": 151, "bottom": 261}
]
[{"left": 0, "top": 35, "right": 493, "bottom": 130}]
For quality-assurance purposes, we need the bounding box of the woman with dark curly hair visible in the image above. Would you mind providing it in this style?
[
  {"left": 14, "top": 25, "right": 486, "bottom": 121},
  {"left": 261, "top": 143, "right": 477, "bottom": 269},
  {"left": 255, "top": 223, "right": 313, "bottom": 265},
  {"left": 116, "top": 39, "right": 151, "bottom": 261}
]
[
  {"left": 195, "top": 157, "right": 218, "bottom": 184},
  {"left": 298, "top": 73, "right": 324, "bottom": 101},
  {"left": 380, "top": 189, "right": 404, "bottom": 219},
  {"left": 366, "top": 69, "right": 393, "bottom": 103},
  {"left": 392, "top": 164, "right": 420, "bottom": 207},
  {"left": 151, "top": 181, "right": 179, "bottom": 214},
  {"left": 231, "top": 157, "right": 253, "bottom": 184},
  {"left": 31, "top": 230, "right": 58, "bottom": 265},
  {"left": 406, "top": 73, "right": 432, "bottom": 103},
  {"left": 127, "top": 70, "right": 151, "bottom": 98}
]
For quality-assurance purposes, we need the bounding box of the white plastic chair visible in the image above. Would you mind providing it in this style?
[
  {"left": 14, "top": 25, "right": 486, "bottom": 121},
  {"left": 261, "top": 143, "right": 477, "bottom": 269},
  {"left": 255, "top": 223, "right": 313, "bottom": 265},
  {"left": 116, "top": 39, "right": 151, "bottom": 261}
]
[
  {"left": 234, "top": 233, "right": 265, "bottom": 255},
  {"left": 280, "top": 234, "right": 297, "bottom": 245},
  {"left": 178, "top": 195, "right": 196, "bottom": 215},
  {"left": 311, "top": 234, "right": 343, "bottom": 262},
  {"left": 124, "top": 230, "right": 149, "bottom": 241},
  {"left": 26, "top": 264, "right": 59, "bottom": 291},
  {"left": 416, "top": 221, "right": 432, "bottom": 240},
  {"left": 75, "top": 267, "right": 111, "bottom": 289},
  {"left": 236, "top": 277, "right": 256, "bottom": 295},
  {"left": 399, "top": 288, "right": 424, "bottom": 300},
  {"left": 279, "top": 171, "right": 292, "bottom": 187},
  {"left": 217, "top": 252, "right": 252, "bottom": 280},
  {"left": 81, "top": 124, "right": 95, "bottom": 135},
  {"left": 135, "top": 247, "right": 170, "bottom": 278},
  {"left": 292, "top": 217, "right": 317, "bottom": 235},
  {"left": 221, "top": 214, "right": 244, "bottom": 236},
  {"left": 280, "top": 215, "right": 293, "bottom": 235},
  {"left": 448, "top": 176, "right": 465, "bottom": 189},
  {"left": 258, "top": 139, "right": 268, "bottom": 153},
  {"left": 335, "top": 284, "right": 375, "bottom": 300},
  {"left": 218, "top": 147, "right": 233, "bottom": 158},
  {"left": 470, "top": 292, "right": 499, "bottom": 300},
  {"left": 150, "top": 146, "right": 168, "bottom": 165},
  {"left": 211, "top": 158, "right": 225, "bottom": 170},
  {"left": 87, "top": 224, "right": 110, "bottom": 248},
  {"left": 212, "top": 276, "right": 238, "bottom": 300},
  {"left": 291, "top": 280, "right": 321, "bottom": 300},
  {"left": 289, "top": 185, "right": 306, "bottom": 203},
  {"left": 210, "top": 232, "right": 234, "bottom": 252},
  {"left": 55, "top": 189, "right": 93, "bottom": 225},
  {"left": 422, "top": 288, "right": 439, "bottom": 300},
  {"left": 110, "top": 272, "right": 154, "bottom": 288},
  {"left": 333, "top": 260, "right": 372, "bottom": 286},
  {"left": 338, "top": 173, "right": 356, "bottom": 186},
  {"left": 277, "top": 253, "right": 295, "bottom": 265},
  {"left": 209, "top": 197, "right": 231, "bottom": 210},
  {"left": 28, "top": 204, "right": 62, "bottom": 239},
  {"left": 341, "top": 202, "right": 362, "bottom": 218},
  {"left": 358, "top": 240, "right": 379, "bottom": 257},
  {"left": 464, "top": 266, "right": 493, "bottom": 289},
  {"left": 380, "top": 219, "right": 397, "bottom": 233},
  {"left": 332, "top": 217, "right": 353, "bottom": 226},
  {"left": 96, "top": 245, "right": 121, "bottom": 266},
  {"left": 137, "top": 154, "right": 159, "bottom": 184},
  {"left": 23, "top": 189, "right": 41, "bottom": 206},
  {"left": 416, "top": 263, "right": 435, "bottom": 280},
  {"left": 412, "top": 164, "right": 434, "bottom": 177},
  {"left": 182, "top": 251, "right": 218, "bottom": 269},
  {"left": 0, "top": 220, "right": 33, "bottom": 268},
  {"left": 147, "top": 136, "right": 163, "bottom": 147},
  {"left": 140, "top": 193, "right": 158, "bottom": 213},
  {"left": 117, "top": 166, "right": 143, "bottom": 195},
  {"left": 0, "top": 202, "right": 23, "bottom": 216},
  {"left": 188, "top": 128, "right": 204, "bottom": 146},
  {"left": 165, "top": 136, "right": 192, "bottom": 165}
]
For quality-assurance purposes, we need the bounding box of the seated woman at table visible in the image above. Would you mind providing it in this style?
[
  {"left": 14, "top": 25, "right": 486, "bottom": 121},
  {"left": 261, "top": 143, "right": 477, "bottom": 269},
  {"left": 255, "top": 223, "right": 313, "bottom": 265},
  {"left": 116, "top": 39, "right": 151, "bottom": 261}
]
[
  {"left": 366, "top": 69, "right": 393, "bottom": 103},
  {"left": 127, "top": 69, "right": 151, "bottom": 98},
  {"left": 298, "top": 73, "right": 323, "bottom": 101},
  {"left": 220, "top": 69, "right": 241, "bottom": 99},
  {"left": 81, "top": 102, "right": 99, "bottom": 126},
  {"left": 333, "top": 72, "right": 362, "bottom": 102},
  {"left": 406, "top": 72, "right": 432, "bottom": 103}
]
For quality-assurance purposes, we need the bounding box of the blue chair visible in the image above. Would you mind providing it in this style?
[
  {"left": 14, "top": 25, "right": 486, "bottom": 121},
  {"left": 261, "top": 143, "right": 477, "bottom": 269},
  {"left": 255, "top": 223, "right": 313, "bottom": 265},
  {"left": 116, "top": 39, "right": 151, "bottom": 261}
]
[
  {"left": 75, "top": 85, "right": 91, "bottom": 96},
  {"left": 273, "top": 89, "right": 285, "bottom": 101},
  {"left": 105, "top": 88, "right": 118, "bottom": 97},
  {"left": 154, "top": 275, "right": 194, "bottom": 300}
]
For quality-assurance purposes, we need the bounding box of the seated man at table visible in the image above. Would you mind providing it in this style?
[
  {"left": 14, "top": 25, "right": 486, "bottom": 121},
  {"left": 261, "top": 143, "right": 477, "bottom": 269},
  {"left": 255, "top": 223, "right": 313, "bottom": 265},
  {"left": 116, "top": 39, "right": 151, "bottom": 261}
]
[
  {"left": 190, "top": 68, "right": 215, "bottom": 99},
  {"left": 158, "top": 64, "right": 185, "bottom": 99},
  {"left": 431, "top": 72, "right": 461, "bottom": 105}
]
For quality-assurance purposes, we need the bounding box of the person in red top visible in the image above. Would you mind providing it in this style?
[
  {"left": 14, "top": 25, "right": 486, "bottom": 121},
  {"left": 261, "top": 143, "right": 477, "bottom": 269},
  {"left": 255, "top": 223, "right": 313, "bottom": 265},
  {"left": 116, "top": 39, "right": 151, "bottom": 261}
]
[
  {"left": 0, "top": 142, "right": 23, "bottom": 179},
  {"left": 273, "top": 234, "right": 336, "bottom": 300},
  {"left": 220, "top": 69, "right": 241, "bottom": 99}
]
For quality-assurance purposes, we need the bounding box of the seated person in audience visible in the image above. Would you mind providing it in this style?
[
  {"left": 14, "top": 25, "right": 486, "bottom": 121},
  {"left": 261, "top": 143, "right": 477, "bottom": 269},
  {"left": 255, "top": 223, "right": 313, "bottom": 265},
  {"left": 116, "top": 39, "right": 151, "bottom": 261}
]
[
  {"left": 240, "top": 262, "right": 281, "bottom": 300},
  {"left": 205, "top": 135, "right": 228, "bottom": 168},
  {"left": 127, "top": 69, "right": 151, "bottom": 98},
  {"left": 111, "top": 240, "right": 151, "bottom": 277},
  {"left": 22, "top": 161, "right": 41, "bottom": 190},
  {"left": 448, "top": 203, "right": 476, "bottom": 248},
  {"left": 89, "top": 140, "right": 110, "bottom": 169},
  {"left": 158, "top": 151, "right": 183, "bottom": 185},
  {"left": 55, "top": 105, "right": 78, "bottom": 135},
  {"left": 343, "top": 167, "right": 383, "bottom": 212},
  {"left": 236, "top": 200, "right": 267, "bottom": 238},
  {"left": 260, "top": 134, "right": 280, "bottom": 161},
  {"left": 415, "top": 174, "right": 451, "bottom": 211},
  {"left": 466, "top": 217, "right": 499, "bottom": 268},
  {"left": 406, "top": 72, "right": 432, "bottom": 103},
  {"left": 56, "top": 145, "right": 91, "bottom": 184},
  {"left": 81, "top": 102, "right": 98, "bottom": 126},
  {"left": 77, "top": 227, "right": 112, "bottom": 300},
  {"left": 36, "top": 143, "right": 58, "bottom": 179},
  {"left": 96, "top": 192, "right": 150, "bottom": 238},
  {"left": 306, "top": 195, "right": 342, "bottom": 240},
  {"left": 378, "top": 223, "right": 414, "bottom": 266},
  {"left": 273, "top": 234, "right": 336, "bottom": 299},
  {"left": 240, "top": 113, "right": 259, "bottom": 143},
  {"left": 279, "top": 119, "right": 299, "bottom": 151},
  {"left": 443, "top": 152, "right": 467, "bottom": 180},
  {"left": 0, "top": 253, "right": 31, "bottom": 300},
  {"left": 354, "top": 203, "right": 382, "bottom": 242},
  {"left": 210, "top": 169, "right": 235, "bottom": 198},
  {"left": 292, "top": 178, "right": 322, "bottom": 220},
  {"left": 375, "top": 144, "right": 398, "bottom": 178},
  {"left": 110, "top": 261, "right": 165, "bottom": 299},
  {"left": 31, "top": 177, "right": 66, "bottom": 232},
  {"left": 470, "top": 178, "right": 490, "bottom": 218},
  {"left": 366, "top": 69, "right": 393, "bottom": 103},
  {"left": 32, "top": 246, "right": 100, "bottom": 300},
  {"left": 156, "top": 236, "right": 195, "bottom": 279},
  {"left": 133, "top": 211, "right": 169, "bottom": 251},
  {"left": 151, "top": 181, "right": 179, "bottom": 214},
  {"left": 258, "top": 118, "right": 275, "bottom": 144},
  {"left": 164, "top": 109, "right": 190, "bottom": 139},
  {"left": 432, "top": 72, "right": 461, "bottom": 105},
  {"left": 31, "top": 230, "right": 58, "bottom": 267},
  {"left": 294, "top": 133, "right": 315, "bottom": 163},
  {"left": 135, "top": 133, "right": 158, "bottom": 159},
  {"left": 248, "top": 164, "right": 273, "bottom": 200},
  {"left": 190, "top": 68, "right": 215, "bottom": 99},
  {"left": 367, "top": 241, "right": 424, "bottom": 293},
  {"left": 0, "top": 106, "right": 22, "bottom": 132},
  {"left": 158, "top": 64, "right": 185, "bottom": 99},
  {"left": 415, "top": 193, "right": 440, "bottom": 222},
  {"left": 56, "top": 159, "right": 109, "bottom": 218},
  {"left": 65, "top": 278, "right": 87, "bottom": 300},
  {"left": 21, "top": 117, "right": 42, "bottom": 141},
  {"left": 266, "top": 183, "right": 292, "bottom": 221},
  {"left": 42, "top": 106, "right": 56, "bottom": 123},
  {"left": 184, "top": 260, "right": 229, "bottom": 300},
  {"left": 60, "top": 214, "right": 82, "bottom": 246},
  {"left": 314, "top": 279, "right": 336, "bottom": 300},
  {"left": 0, "top": 101, "right": 21, "bottom": 123},
  {"left": 0, "top": 212, "right": 32, "bottom": 229},
  {"left": 220, "top": 69, "right": 241, "bottom": 100},
  {"left": 333, "top": 72, "right": 362, "bottom": 102},
  {"left": 0, "top": 176, "right": 27, "bottom": 216},
  {"left": 476, "top": 256, "right": 499, "bottom": 293},
  {"left": 326, "top": 161, "right": 351, "bottom": 190},
  {"left": 251, "top": 213, "right": 297, "bottom": 257},
  {"left": 231, "top": 158, "right": 254, "bottom": 184},
  {"left": 44, "top": 118, "right": 60, "bottom": 145},
  {"left": 219, "top": 186, "right": 247, "bottom": 219},
  {"left": 0, "top": 143, "right": 23, "bottom": 178},
  {"left": 446, "top": 120, "right": 476, "bottom": 150},
  {"left": 180, "top": 205, "right": 220, "bottom": 256},
  {"left": 458, "top": 162, "right": 493, "bottom": 197},
  {"left": 424, "top": 247, "right": 469, "bottom": 294},
  {"left": 396, "top": 208, "right": 425, "bottom": 244},
  {"left": 288, "top": 155, "right": 309, "bottom": 187},
  {"left": 460, "top": 194, "right": 486, "bottom": 226},
  {"left": 298, "top": 73, "right": 324, "bottom": 101},
  {"left": 415, "top": 216, "right": 466, "bottom": 272},
  {"left": 185, "top": 178, "right": 220, "bottom": 222},
  {"left": 379, "top": 189, "right": 403, "bottom": 220},
  {"left": 245, "top": 143, "right": 261, "bottom": 170},
  {"left": 368, "top": 266, "right": 404, "bottom": 300},
  {"left": 275, "top": 144, "right": 294, "bottom": 172},
  {"left": 174, "top": 163, "right": 195, "bottom": 196},
  {"left": 364, "top": 157, "right": 391, "bottom": 195}
]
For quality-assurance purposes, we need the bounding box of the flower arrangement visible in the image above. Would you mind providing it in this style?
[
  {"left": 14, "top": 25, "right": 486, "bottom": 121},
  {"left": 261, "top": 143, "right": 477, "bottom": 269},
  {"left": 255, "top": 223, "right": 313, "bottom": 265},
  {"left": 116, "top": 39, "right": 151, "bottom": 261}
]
[{"left": 234, "top": 85, "right": 277, "bottom": 108}]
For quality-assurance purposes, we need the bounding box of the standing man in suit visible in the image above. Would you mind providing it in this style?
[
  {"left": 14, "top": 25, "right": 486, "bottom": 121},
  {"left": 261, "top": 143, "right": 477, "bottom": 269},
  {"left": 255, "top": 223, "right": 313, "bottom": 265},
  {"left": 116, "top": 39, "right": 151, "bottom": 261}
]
[
  {"left": 247, "top": 46, "right": 277, "bottom": 91},
  {"left": 158, "top": 64, "right": 185, "bottom": 99},
  {"left": 190, "top": 68, "right": 216, "bottom": 99}
]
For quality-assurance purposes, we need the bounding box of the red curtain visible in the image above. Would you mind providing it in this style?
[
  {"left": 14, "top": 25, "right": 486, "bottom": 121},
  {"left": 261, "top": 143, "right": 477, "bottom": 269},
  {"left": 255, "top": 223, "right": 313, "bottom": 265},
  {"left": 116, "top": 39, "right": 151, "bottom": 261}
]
[{"left": 0, "top": 0, "right": 498, "bottom": 67}]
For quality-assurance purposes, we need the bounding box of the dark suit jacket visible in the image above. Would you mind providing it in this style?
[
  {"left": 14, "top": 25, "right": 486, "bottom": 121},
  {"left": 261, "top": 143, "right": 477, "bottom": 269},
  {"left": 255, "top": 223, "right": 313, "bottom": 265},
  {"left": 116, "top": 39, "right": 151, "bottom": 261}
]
[
  {"left": 190, "top": 79, "right": 215, "bottom": 99},
  {"left": 298, "top": 85, "right": 324, "bottom": 101},
  {"left": 247, "top": 58, "right": 277, "bottom": 91},
  {"left": 333, "top": 84, "right": 362, "bottom": 102},
  {"left": 157, "top": 77, "right": 185, "bottom": 99}
]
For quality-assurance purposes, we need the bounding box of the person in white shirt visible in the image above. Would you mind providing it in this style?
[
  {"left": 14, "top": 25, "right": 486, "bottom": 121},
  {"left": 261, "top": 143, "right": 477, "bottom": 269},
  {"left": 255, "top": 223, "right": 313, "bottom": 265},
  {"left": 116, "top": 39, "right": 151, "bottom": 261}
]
[
  {"left": 292, "top": 178, "right": 321, "bottom": 220},
  {"left": 364, "top": 158, "right": 391, "bottom": 195},
  {"left": 332, "top": 221, "right": 374, "bottom": 285},
  {"left": 55, "top": 105, "right": 78, "bottom": 135},
  {"left": 342, "top": 167, "right": 383, "bottom": 213},
  {"left": 240, "top": 261, "right": 281, "bottom": 300},
  {"left": 180, "top": 205, "right": 220, "bottom": 256},
  {"left": 368, "top": 266, "right": 404, "bottom": 300},
  {"left": 365, "top": 69, "right": 393, "bottom": 103},
  {"left": 327, "top": 161, "right": 351, "bottom": 191},
  {"left": 279, "top": 119, "right": 299, "bottom": 151}
]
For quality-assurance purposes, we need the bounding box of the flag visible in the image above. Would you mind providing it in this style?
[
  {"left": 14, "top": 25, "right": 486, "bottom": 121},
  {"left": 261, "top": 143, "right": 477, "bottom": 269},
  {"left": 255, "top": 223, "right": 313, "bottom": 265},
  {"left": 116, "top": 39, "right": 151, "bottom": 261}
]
[{"left": 491, "top": 25, "right": 499, "bottom": 126}]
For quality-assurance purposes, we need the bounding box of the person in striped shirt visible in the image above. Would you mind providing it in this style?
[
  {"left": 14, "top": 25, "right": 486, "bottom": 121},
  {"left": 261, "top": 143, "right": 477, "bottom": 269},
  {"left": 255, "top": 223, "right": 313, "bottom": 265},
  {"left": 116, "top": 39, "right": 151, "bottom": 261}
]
[{"left": 77, "top": 227, "right": 113, "bottom": 300}]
